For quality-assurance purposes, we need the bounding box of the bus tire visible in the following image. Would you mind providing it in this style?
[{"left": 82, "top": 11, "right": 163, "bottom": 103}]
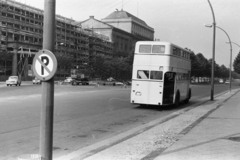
[
  {"left": 185, "top": 89, "right": 191, "bottom": 103},
  {"left": 174, "top": 91, "right": 180, "bottom": 107}
]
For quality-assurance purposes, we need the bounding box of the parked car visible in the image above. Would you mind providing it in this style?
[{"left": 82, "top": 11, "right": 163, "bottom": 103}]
[
  {"left": 219, "top": 79, "right": 224, "bottom": 84},
  {"left": 64, "top": 77, "right": 74, "bottom": 83},
  {"left": 225, "top": 80, "right": 230, "bottom": 84},
  {"left": 32, "top": 77, "right": 41, "bottom": 84},
  {"left": 6, "top": 76, "right": 21, "bottom": 86},
  {"left": 71, "top": 78, "right": 89, "bottom": 85},
  {"left": 124, "top": 81, "right": 132, "bottom": 86},
  {"left": 103, "top": 80, "right": 123, "bottom": 86},
  {"left": 107, "top": 77, "right": 115, "bottom": 81}
]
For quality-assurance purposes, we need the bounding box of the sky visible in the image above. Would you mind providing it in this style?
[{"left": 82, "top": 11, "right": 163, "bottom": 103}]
[{"left": 15, "top": 0, "right": 240, "bottom": 68}]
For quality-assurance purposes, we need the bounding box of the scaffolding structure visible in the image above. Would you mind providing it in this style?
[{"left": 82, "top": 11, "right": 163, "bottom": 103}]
[{"left": 0, "top": 0, "right": 113, "bottom": 80}]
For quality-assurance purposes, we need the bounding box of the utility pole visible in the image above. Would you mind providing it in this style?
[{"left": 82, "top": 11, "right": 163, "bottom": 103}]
[{"left": 40, "top": 0, "right": 56, "bottom": 160}]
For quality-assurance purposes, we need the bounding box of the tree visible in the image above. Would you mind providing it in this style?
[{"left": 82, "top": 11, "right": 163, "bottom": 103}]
[
  {"left": 189, "top": 51, "right": 200, "bottom": 77},
  {"left": 219, "top": 65, "right": 229, "bottom": 79},
  {"left": 233, "top": 51, "right": 240, "bottom": 74},
  {"left": 195, "top": 53, "right": 209, "bottom": 81},
  {"left": 89, "top": 53, "right": 133, "bottom": 80}
]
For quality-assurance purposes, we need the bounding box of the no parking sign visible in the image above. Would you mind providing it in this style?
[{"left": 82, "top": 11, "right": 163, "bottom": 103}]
[{"left": 33, "top": 50, "right": 57, "bottom": 81}]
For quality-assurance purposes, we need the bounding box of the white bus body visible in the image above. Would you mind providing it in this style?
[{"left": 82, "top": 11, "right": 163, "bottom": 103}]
[{"left": 131, "top": 41, "right": 191, "bottom": 106}]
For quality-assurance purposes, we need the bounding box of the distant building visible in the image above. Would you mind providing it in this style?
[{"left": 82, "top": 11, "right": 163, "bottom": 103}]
[
  {"left": 102, "top": 10, "right": 154, "bottom": 41},
  {"left": 78, "top": 16, "right": 134, "bottom": 57},
  {"left": 78, "top": 10, "right": 154, "bottom": 57}
]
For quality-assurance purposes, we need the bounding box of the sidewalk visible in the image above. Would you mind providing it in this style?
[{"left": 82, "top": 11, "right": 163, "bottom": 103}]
[{"left": 155, "top": 89, "right": 240, "bottom": 160}]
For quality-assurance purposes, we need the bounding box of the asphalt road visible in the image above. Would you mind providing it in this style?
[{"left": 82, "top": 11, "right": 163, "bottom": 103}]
[{"left": 0, "top": 82, "right": 239, "bottom": 160}]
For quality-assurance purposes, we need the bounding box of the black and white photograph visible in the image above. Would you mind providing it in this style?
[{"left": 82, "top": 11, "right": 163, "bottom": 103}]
[{"left": 0, "top": 0, "right": 240, "bottom": 159}]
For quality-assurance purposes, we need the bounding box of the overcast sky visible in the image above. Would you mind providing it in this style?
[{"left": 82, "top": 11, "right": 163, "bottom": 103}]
[{"left": 15, "top": 0, "right": 240, "bottom": 68}]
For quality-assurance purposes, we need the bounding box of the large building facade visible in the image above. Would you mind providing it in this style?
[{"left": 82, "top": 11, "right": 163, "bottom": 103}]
[
  {"left": 0, "top": 0, "right": 154, "bottom": 81},
  {"left": 79, "top": 10, "right": 154, "bottom": 57},
  {"left": 102, "top": 10, "right": 154, "bottom": 41}
]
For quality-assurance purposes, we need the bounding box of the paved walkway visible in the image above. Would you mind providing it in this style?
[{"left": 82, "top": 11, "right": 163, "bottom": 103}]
[
  {"left": 55, "top": 89, "right": 240, "bottom": 160},
  {"left": 156, "top": 89, "right": 240, "bottom": 160}
]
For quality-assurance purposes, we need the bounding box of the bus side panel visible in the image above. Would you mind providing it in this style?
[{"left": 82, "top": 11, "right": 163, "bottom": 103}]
[
  {"left": 176, "top": 81, "right": 188, "bottom": 101},
  {"left": 131, "top": 80, "right": 149, "bottom": 105},
  {"left": 148, "top": 81, "right": 163, "bottom": 105}
]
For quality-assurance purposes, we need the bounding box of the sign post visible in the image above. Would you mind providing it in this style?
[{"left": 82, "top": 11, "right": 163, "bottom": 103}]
[{"left": 36, "top": 0, "right": 56, "bottom": 160}]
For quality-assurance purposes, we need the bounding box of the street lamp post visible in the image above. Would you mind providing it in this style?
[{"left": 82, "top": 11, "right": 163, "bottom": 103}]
[
  {"left": 206, "top": 25, "right": 232, "bottom": 92},
  {"left": 207, "top": 0, "right": 216, "bottom": 101}
]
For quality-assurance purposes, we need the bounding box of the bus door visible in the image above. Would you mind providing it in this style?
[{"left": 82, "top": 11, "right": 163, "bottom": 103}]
[
  {"left": 163, "top": 72, "right": 176, "bottom": 104},
  {"left": 148, "top": 71, "right": 164, "bottom": 105}
]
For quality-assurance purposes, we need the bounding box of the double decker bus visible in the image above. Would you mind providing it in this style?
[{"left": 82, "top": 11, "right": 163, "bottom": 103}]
[{"left": 131, "top": 41, "right": 191, "bottom": 107}]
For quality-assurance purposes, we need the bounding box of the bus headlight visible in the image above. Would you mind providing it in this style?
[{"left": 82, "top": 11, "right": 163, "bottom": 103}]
[{"left": 136, "top": 92, "right": 141, "bottom": 96}]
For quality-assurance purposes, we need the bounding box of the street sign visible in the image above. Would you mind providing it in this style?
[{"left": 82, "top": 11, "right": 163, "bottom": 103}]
[{"left": 32, "top": 49, "right": 57, "bottom": 81}]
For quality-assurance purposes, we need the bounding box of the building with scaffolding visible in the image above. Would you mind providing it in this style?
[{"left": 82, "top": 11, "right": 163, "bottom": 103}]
[
  {"left": 0, "top": 0, "right": 154, "bottom": 81},
  {"left": 0, "top": 0, "right": 113, "bottom": 81}
]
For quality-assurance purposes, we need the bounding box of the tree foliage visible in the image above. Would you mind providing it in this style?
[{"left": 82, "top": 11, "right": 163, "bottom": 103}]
[
  {"left": 189, "top": 50, "right": 239, "bottom": 81},
  {"left": 233, "top": 51, "right": 240, "bottom": 74},
  {"left": 90, "top": 53, "right": 133, "bottom": 80}
]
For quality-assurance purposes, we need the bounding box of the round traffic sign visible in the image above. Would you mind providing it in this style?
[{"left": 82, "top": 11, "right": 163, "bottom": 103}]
[{"left": 32, "top": 50, "right": 57, "bottom": 81}]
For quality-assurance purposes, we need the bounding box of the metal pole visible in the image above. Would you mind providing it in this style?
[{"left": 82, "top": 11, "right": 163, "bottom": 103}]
[
  {"left": 215, "top": 26, "right": 232, "bottom": 92},
  {"left": 230, "top": 47, "right": 232, "bottom": 91},
  {"left": 228, "top": 42, "right": 240, "bottom": 48},
  {"left": 40, "top": 0, "right": 55, "bottom": 160},
  {"left": 207, "top": 0, "right": 216, "bottom": 101}
]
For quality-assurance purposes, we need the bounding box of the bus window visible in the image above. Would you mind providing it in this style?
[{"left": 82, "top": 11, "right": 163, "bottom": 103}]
[
  {"left": 139, "top": 45, "right": 151, "bottom": 53},
  {"left": 173, "top": 47, "right": 180, "bottom": 56},
  {"left": 152, "top": 45, "right": 165, "bottom": 53},
  {"left": 165, "top": 72, "right": 175, "bottom": 81},
  {"left": 137, "top": 70, "right": 149, "bottom": 79},
  {"left": 150, "top": 71, "right": 163, "bottom": 80}
]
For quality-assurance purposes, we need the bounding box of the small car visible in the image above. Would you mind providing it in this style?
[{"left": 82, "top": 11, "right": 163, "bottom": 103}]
[
  {"left": 64, "top": 77, "right": 73, "bottom": 83},
  {"left": 107, "top": 77, "right": 115, "bottom": 81},
  {"left": 114, "top": 81, "right": 124, "bottom": 86},
  {"left": 225, "top": 80, "right": 230, "bottom": 84},
  {"left": 32, "top": 77, "right": 41, "bottom": 84},
  {"left": 125, "top": 81, "right": 132, "bottom": 86},
  {"left": 219, "top": 79, "right": 224, "bottom": 83},
  {"left": 6, "top": 76, "right": 21, "bottom": 86}
]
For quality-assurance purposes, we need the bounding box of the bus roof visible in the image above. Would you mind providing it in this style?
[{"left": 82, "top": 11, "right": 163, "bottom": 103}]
[{"left": 136, "top": 41, "right": 190, "bottom": 53}]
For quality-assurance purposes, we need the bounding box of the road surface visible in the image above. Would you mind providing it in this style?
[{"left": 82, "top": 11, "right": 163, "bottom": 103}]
[{"left": 0, "top": 82, "right": 239, "bottom": 159}]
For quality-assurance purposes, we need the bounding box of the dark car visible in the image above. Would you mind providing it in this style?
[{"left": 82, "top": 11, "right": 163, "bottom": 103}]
[{"left": 72, "top": 78, "right": 89, "bottom": 85}]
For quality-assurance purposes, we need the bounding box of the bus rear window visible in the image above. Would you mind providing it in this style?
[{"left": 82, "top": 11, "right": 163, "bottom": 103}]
[
  {"left": 150, "top": 71, "right": 163, "bottom": 80},
  {"left": 139, "top": 45, "right": 151, "bottom": 53},
  {"left": 137, "top": 70, "right": 149, "bottom": 79},
  {"left": 137, "top": 70, "right": 163, "bottom": 80},
  {"left": 152, "top": 45, "right": 165, "bottom": 53}
]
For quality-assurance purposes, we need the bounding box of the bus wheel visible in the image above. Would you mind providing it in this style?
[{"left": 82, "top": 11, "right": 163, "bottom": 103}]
[
  {"left": 174, "top": 92, "right": 180, "bottom": 107},
  {"left": 185, "top": 89, "right": 191, "bottom": 104}
]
